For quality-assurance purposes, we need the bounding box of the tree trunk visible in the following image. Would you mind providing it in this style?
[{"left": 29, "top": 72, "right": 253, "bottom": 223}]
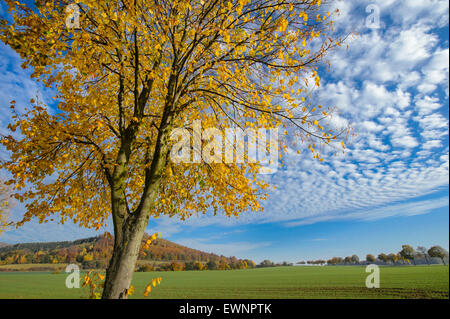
[
  {"left": 101, "top": 236, "right": 140, "bottom": 299},
  {"left": 101, "top": 179, "right": 162, "bottom": 299}
]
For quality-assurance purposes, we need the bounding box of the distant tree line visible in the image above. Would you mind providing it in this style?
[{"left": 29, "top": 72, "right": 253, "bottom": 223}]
[
  {"left": 254, "top": 260, "right": 294, "bottom": 268},
  {"left": 137, "top": 259, "right": 257, "bottom": 272},
  {"left": 295, "top": 245, "right": 449, "bottom": 266},
  {"left": 371, "top": 245, "right": 448, "bottom": 266}
]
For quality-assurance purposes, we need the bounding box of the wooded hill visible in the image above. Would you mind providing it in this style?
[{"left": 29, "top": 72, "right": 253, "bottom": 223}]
[{"left": 0, "top": 233, "right": 254, "bottom": 271}]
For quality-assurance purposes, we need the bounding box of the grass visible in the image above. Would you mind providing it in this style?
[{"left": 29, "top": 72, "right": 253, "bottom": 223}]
[{"left": 0, "top": 265, "right": 447, "bottom": 299}]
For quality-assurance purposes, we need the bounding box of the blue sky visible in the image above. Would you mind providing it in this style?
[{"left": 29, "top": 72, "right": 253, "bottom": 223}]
[{"left": 0, "top": 1, "right": 449, "bottom": 263}]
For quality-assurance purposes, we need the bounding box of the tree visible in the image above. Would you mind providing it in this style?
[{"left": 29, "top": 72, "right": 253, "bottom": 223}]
[
  {"left": 351, "top": 254, "right": 359, "bottom": 265},
  {"left": 428, "top": 246, "right": 448, "bottom": 265},
  {"left": 399, "top": 245, "right": 416, "bottom": 265},
  {"left": 344, "top": 256, "right": 352, "bottom": 265},
  {"left": 416, "top": 246, "right": 429, "bottom": 265},
  {"left": 387, "top": 253, "right": 399, "bottom": 265},
  {"left": 170, "top": 261, "right": 184, "bottom": 271},
  {"left": 83, "top": 253, "right": 94, "bottom": 262},
  {"left": 218, "top": 260, "right": 231, "bottom": 270},
  {"left": 327, "top": 257, "right": 343, "bottom": 265},
  {"left": 184, "top": 261, "right": 194, "bottom": 271},
  {"left": 366, "top": 254, "right": 376, "bottom": 263},
  {"left": 17, "top": 255, "right": 27, "bottom": 264},
  {"left": 0, "top": 0, "right": 344, "bottom": 298},
  {"left": 193, "top": 261, "right": 204, "bottom": 271},
  {"left": 258, "top": 260, "right": 275, "bottom": 268},
  {"left": 206, "top": 260, "right": 218, "bottom": 270}
]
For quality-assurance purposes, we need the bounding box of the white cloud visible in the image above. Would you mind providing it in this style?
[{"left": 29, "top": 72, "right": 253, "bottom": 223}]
[
  {"left": 391, "top": 135, "right": 419, "bottom": 149},
  {"left": 380, "top": 0, "right": 449, "bottom": 28},
  {"left": 284, "top": 196, "right": 449, "bottom": 227},
  {"left": 419, "top": 48, "right": 450, "bottom": 94},
  {"left": 388, "top": 24, "right": 437, "bottom": 65},
  {"left": 415, "top": 95, "right": 443, "bottom": 115}
]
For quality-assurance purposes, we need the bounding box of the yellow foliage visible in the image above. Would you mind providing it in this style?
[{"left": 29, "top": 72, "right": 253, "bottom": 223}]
[
  {"left": 125, "top": 285, "right": 135, "bottom": 297},
  {"left": 83, "top": 253, "right": 94, "bottom": 262},
  {"left": 144, "top": 277, "right": 162, "bottom": 297},
  {"left": 82, "top": 271, "right": 105, "bottom": 299}
]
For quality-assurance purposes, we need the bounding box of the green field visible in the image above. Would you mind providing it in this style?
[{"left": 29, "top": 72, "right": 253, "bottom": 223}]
[{"left": 0, "top": 266, "right": 448, "bottom": 299}]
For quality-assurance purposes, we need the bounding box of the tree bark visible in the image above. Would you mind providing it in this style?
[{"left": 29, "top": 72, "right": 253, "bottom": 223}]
[{"left": 101, "top": 163, "right": 164, "bottom": 299}]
